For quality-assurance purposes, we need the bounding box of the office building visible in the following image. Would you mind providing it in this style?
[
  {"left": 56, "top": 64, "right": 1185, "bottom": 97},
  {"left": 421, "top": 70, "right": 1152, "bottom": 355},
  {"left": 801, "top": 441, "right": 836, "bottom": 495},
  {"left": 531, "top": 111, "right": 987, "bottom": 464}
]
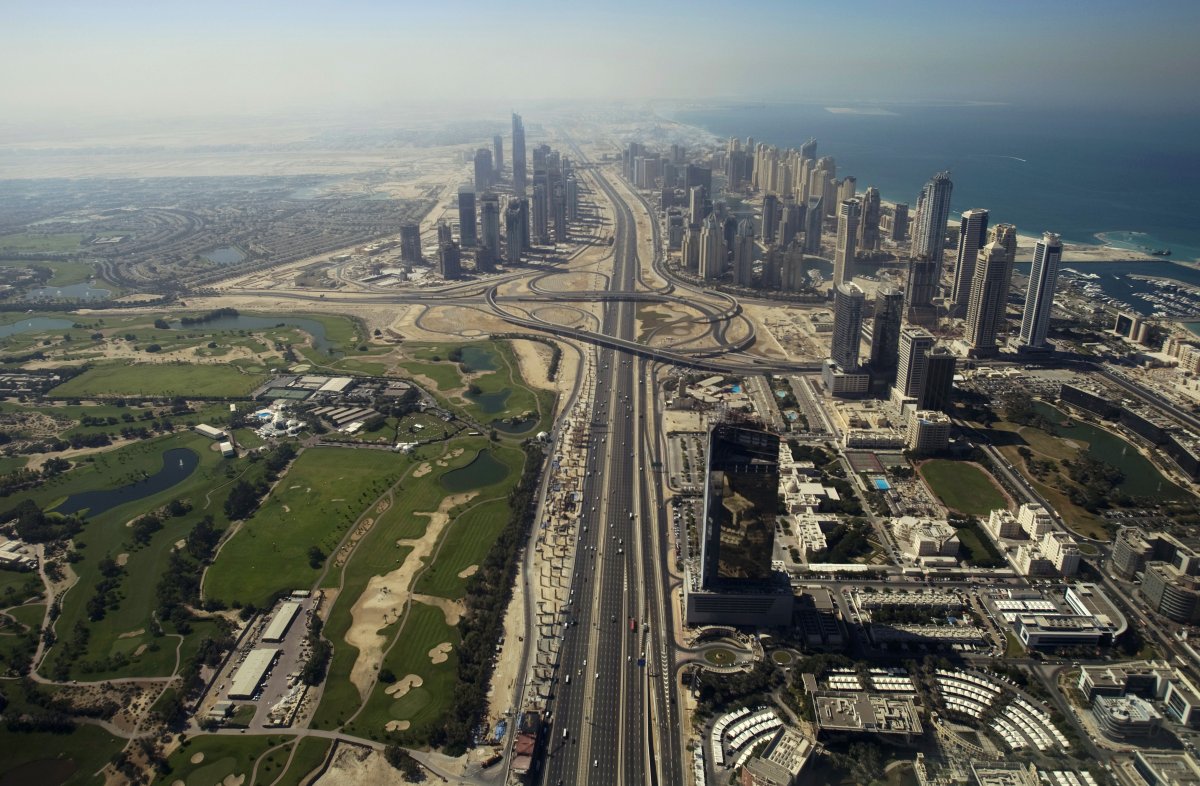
[
  {"left": 531, "top": 183, "right": 549, "bottom": 245},
  {"left": 473, "top": 147, "right": 493, "bottom": 192},
  {"left": 869, "top": 287, "right": 904, "bottom": 382},
  {"left": 479, "top": 193, "right": 501, "bottom": 259},
  {"left": 760, "top": 193, "right": 779, "bottom": 244},
  {"left": 1019, "top": 232, "right": 1063, "bottom": 349},
  {"left": 504, "top": 200, "right": 525, "bottom": 265},
  {"left": 1092, "top": 694, "right": 1162, "bottom": 741},
  {"left": 733, "top": 219, "right": 755, "bottom": 287},
  {"left": 689, "top": 185, "right": 708, "bottom": 225},
  {"left": 890, "top": 202, "right": 909, "bottom": 242},
  {"left": 437, "top": 241, "right": 461, "bottom": 279},
  {"left": 857, "top": 186, "right": 881, "bottom": 251},
  {"left": 436, "top": 220, "right": 452, "bottom": 246},
  {"left": 700, "top": 215, "right": 725, "bottom": 280},
  {"left": 492, "top": 134, "right": 503, "bottom": 175},
  {"left": 778, "top": 196, "right": 801, "bottom": 247},
  {"left": 904, "top": 255, "right": 939, "bottom": 324},
  {"left": 919, "top": 349, "right": 956, "bottom": 412},
  {"left": 699, "top": 423, "right": 779, "bottom": 586},
  {"left": 457, "top": 190, "right": 477, "bottom": 247},
  {"left": 803, "top": 196, "right": 823, "bottom": 254},
  {"left": 950, "top": 208, "right": 989, "bottom": 312},
  {"left": 965, "top": 240, "right": 1013, "bottom": 356},
  {"left": 833, "top": 198, "right": 860, "bottom": 286},
  {"left": 686, "top": 163, "right": 712, "bottom": 194},
  {"left": 474, "top": 244, "right": 495, "bottom": 274},
  {"left": 831, "top": 283, "right": 865, "bottom": 371},
  {"left": 911, "top": 171, "right": 954, "bottom": 263},
  {"left": 400, "top": 223, "right": 422, "bottom": 264},
  {"left": 511, "top": 113, "right": 526, "bottom": 196},
  {"left": 895, "top": 328, "right": 935, "bottom": 401}
]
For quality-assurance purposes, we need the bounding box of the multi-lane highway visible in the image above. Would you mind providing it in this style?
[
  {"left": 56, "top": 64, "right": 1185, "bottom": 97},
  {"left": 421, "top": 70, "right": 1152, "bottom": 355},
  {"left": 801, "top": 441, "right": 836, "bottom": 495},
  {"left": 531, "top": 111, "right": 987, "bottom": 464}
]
[{"left": 541, "top": 164, "right": 680, "bottom": 786}]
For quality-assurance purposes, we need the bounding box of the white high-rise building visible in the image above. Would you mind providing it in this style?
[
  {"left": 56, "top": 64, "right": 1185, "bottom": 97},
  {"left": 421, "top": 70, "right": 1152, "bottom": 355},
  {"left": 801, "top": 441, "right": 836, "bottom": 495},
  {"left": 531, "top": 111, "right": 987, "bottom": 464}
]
[
  {"left": 895, "top": 327, "right": 935, "bottom": 400},
  {"left": 911, "top": 171, "right": 954, "bottom": 263},
  {"left": 965, "top": 241, "right": 1013, "bottom": 356},
  {"left": 699, "top": 215, "right": 725, "bottom": 280},
  {"left": 833, "top": 199, "right": 860, "bottom": 286},
  {"left": 1019, "top": 232, "right": 1064, "bottom": 349}
]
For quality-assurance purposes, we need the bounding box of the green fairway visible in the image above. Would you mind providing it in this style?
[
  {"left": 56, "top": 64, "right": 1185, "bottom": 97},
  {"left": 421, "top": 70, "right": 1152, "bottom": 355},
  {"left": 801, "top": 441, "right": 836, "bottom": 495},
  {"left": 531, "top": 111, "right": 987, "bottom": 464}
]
[
  {"left": 271, "top": 737, "right": 332, "bottom": 786},
  {"left": 0, "top": 723, "right": 123, "bottom": 786},
  {"left": 159, "top": 734, "right": 286, "bottom": 786},
  {"left": 50, "top": 363, "right": 267, "bottom": 398},
  {"left": 0, "top": 232, "right": 84, "bottom": 254},
  {"left": 920, "top": 459, "right": 1008, "bottom": 516},
  {"left": 203, "top": 447, "right": 410, "bottom": 607},
  {"left": 310, "top": 436, "right": 518, "bottom": 731},
  {"left": 346, "top": 600, "right": 461, "bottom": 739}
]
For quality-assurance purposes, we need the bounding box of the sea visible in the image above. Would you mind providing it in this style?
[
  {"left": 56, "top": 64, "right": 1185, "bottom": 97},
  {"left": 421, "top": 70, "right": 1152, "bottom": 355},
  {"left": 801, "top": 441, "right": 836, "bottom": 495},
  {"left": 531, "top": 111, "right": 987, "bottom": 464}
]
[{"left": 665, "top": 102, "right": 1200, "bottom": 263}]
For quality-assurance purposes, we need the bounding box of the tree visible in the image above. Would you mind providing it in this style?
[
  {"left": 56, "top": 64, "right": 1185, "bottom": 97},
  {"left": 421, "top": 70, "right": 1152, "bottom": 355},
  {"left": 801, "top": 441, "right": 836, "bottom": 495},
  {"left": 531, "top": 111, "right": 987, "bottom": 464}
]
[
  {"left": 307, "top": 545, "right": 326, "bottom": 569},
  {"left": 224, "top": 480, "right": 260, "bottom": 520},
  {"left": 384, "top": 745, "right": 422, "bottom": 779},
  {"left": 154, "top": 319, "right": 170, "bottom": 330}
]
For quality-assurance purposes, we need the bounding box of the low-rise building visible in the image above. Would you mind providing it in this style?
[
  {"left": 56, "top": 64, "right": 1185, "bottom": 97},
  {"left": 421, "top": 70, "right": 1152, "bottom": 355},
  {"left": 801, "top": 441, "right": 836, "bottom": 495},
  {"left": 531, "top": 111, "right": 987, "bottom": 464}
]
[
  {"left": 1091, "top": 694, "right": 1162, "bottom": 741},
  {"left": 893, "top": 517, "right": 960, "bottom": 560},
  {"left": 738, "top": 728, "right": 813, "bottom": 786},
  {"left": 1133, "top": 751, "right": 1200, "bottom": 786},
  {"left": 906, "top": 410, "right": 951, "bottom": 454}
]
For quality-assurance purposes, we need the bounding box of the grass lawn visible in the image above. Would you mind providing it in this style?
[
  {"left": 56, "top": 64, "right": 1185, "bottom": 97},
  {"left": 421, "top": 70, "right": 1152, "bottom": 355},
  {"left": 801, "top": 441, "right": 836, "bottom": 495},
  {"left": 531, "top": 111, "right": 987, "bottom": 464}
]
[
  {"left": 397, "top": 359, "right": 462, "bottom": 391},
  {"left": 159, "top": 734, "right": 286, "bottom": 786},
  {"left": 346, "top": 600, "right": 461, "bottom": 740},
  {"left": 0, "top": 455, "right": 28, "bottom": 475},
  {"left": 0, "top": 724, "right": 124, "bottom": 786},
  {"left": 272, "top": 737, "right": 332, "bottom": 786},
  {"left": 203, "top": 447, "right": 410, "bottom": 607},
  {"left": 51, "top": 363, "right": 267, "bottom": 398},
  {"left": 0, "top": 233, "right": 84, "bottom": 254},
  {"left": 704, "top": 648, "right": 737, "bottom": 666},
  {"left": 0, "top": 567, "right": 43, "bottom": 608},
  {"left": 920, "top": 460, "right": 1008, "bottom": 516}
]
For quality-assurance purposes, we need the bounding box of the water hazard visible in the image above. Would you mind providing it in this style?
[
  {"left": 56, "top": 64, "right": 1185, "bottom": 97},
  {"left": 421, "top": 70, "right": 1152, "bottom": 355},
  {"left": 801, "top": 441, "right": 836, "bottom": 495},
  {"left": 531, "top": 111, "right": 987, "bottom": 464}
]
[{"left": 54, "top": 447, "right": 199, "bottom": 517}]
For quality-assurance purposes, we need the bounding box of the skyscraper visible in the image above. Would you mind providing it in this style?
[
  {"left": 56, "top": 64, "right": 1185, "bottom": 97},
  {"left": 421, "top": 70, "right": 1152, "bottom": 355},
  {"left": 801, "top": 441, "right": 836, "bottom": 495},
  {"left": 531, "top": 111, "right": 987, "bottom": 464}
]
[
  {"left": 511, "top": 113, "right": 527, "bottom": 196},
  {"left": 400, "top": 223, "right": 422, "bottom": 264},
  {"left": 869, "top": 287, "right": 904, "bottom": 381},
  {"left": 778, "top": 196, "right": 800, "bottom": 247},
  {"left": 990, "top": 223, "right": 1018, "bottom": 266},
  {"left": 733, "top": 220, "right": 755, "bottom": 287},
  {"left": 896, "top": 327, "right": 936, "bottom": 400},
  {"left": 905, "top": 255, "right": 939, "bottom": 324},
  {"left": 473, "top": 148, "right": 493, "bottom": 192},
  {"left": 504, "top": 200, "right": 525, "bottom": 265},
  {"left": 699, "top": 215, "right": 725, "bottom": 280},
  {"left": 799, "top": 138, "right": 817, "bottom": 163},
  {"left": 436, "top": 220, "right": 452, "bottom": 246},
  {"left": 833, "top": 199, "right": 860, "bottom": 286},
  {"left": 437, "top": 241, "right": 461, "bottom": 279},
  {"left": 831, "top": 282, "right": 865, "bottom": 371},
  {"left": 760, "top": 193, "right": 779, "bottom": 243},
  {"left": 857, "top": 186, "right": 881, "bottom": 251},
  {"left": 838, "top": 175, "right": 857, "bottom": 204},
  {"left": 1019, "top": 232, "right": 1063, "bottom": 349},
  {"left": 492, "top": 134, "right": 503, "bottom": 176},
  {"left": 920, "top": 350, "right": 956, "bottom": 412},
  {"left": 891, "top": 203, "right": 909, "bottom": 242},
  {"left": 951, "top": 208, "right": 990, "bottom": 313},
  {"left": 479, "top": 193, "right": 501, "bottom": 259},
  {"left": 531, "top": 183, "right": 549, "bottom": 245},
  {"left": 803, "top": 195, "right": 823, "bottom": 254},
  {"left": 699, "top": 423, "right": 780, "bottom": 589},
  {"left": 965, "top": 241, "right": 1012, "bottom": 356},
  {"left": 689, "top": 186, "right": 708, "bottom": 225},
  {"left": 457, "top": 190, "right": 477, "bottom": 247},
  {"left": 682, "top": 223, "right": 701, "bottom": 273},
  {"left": 911, "top": 171, "right": 954, "bottom": 263}
]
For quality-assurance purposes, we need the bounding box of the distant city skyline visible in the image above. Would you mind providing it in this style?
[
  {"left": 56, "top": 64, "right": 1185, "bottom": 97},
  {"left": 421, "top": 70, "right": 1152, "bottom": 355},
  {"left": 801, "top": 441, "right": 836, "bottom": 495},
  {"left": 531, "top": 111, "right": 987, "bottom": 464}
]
[{"left": 3, "top": 0, "right": 1199, "bottom": 124}]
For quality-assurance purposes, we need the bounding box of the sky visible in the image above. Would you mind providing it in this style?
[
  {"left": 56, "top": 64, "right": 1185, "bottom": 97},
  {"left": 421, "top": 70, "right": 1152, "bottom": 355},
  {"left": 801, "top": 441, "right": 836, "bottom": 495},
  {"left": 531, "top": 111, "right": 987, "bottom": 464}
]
[{"left": 3, "top": 0, "right": 1199, "bottom": 125}]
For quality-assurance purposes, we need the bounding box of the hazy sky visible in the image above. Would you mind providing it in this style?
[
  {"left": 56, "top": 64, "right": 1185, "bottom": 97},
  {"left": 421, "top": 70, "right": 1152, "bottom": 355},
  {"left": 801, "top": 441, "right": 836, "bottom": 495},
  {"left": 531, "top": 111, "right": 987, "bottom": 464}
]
[{"left": 4, "top": 0, "right": 1199, "bottom": 123}]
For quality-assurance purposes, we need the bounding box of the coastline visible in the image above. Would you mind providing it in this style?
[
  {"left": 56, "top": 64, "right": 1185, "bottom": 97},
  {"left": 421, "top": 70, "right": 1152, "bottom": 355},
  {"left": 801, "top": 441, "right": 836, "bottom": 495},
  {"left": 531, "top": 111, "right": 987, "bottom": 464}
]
[{"left": 652, "top": 109, "right": 1197, "bottom": 266}]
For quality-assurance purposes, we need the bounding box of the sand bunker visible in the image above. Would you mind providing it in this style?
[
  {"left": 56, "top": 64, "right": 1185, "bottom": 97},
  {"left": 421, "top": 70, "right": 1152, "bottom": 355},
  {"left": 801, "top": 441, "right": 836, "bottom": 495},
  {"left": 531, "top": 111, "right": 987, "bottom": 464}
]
[
  {"left": 222, "top": 775, "right": 245, "bottom": 786},
  {"left": 190, "top": 753, "right": 205, "bottom": 765},
  {"left": 457, "top": 564, "right": 479, "bottom": 579},
  {"left": 116, "top": 553, "right": 129, "bottom": 567},
  {"left": 133, "top": 644, "right": 147, "bottom": 657},
  {"left": 385, "top": 720, "right": 411, "bottom": 732},
  {"left": 118, "top": 629, "right": 145, "bottom": 639},
  {"left": 345, "top": 492, "right": 477, "bottom": 698},
  {"left": 384, "top": 674, "right": 423, "bottom": 698},
  {"left": 429, "top": 642, "right": 453, "bottom": 664},
  {"left": 413, "top": 463, "right": 432, "bottom": 478},
  {"left": 412, "top": 594, "right": 465, "bottom": 626}
]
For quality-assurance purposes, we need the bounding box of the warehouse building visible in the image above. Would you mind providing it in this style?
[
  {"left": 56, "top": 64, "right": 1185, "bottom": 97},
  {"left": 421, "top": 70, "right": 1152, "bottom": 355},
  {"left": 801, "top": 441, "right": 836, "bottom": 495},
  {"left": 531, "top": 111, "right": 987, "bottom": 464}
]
[
  {"left": 263, "top": 602, "right": 302, "bottom": 643},
  {"left": 229, "top": 648, "right": 281, "bottom": 699}
]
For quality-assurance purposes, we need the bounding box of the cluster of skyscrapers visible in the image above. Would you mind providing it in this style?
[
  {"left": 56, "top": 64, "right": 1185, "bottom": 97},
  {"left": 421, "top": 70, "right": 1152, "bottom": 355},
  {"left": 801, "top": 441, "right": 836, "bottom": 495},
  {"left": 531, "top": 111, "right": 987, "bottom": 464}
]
[{"left": 429, "top": 113, "right": 580, "bottom": 279}]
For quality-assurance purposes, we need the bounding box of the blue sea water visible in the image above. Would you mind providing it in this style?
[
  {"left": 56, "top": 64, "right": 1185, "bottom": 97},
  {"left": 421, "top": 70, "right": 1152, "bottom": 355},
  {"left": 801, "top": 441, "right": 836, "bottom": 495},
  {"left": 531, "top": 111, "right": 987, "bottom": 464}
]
[{"left": 665, "top": 103, "right": 1200, "bottom": 262}]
